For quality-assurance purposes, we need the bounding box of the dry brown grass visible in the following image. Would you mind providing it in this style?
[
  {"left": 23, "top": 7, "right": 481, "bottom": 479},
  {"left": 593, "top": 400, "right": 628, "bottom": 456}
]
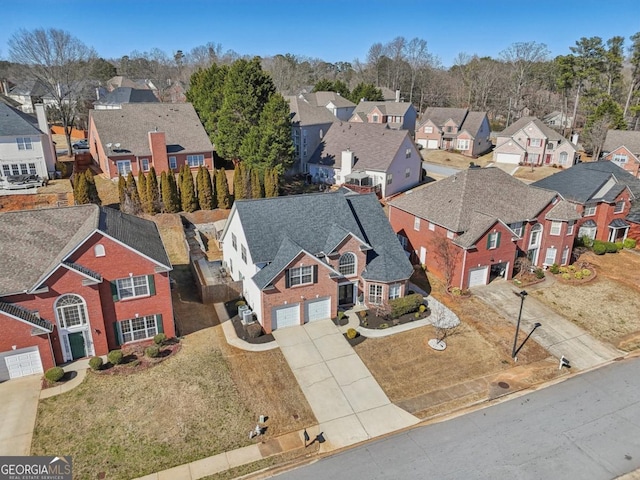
[
  {"left": 154, "top": 213, "right": 189, "bottom": 265},
  {"left": 513, "top": 165, "right": 558, "bottom": 182},
  {"left": 94, "top": 175, "right": 120, "bottom": 206},
  {"left": 532, "top": 252, "right": 640, "bottom": 350},
  {"left": 421, "top": 149, "right": 492, "bottom": 169}
]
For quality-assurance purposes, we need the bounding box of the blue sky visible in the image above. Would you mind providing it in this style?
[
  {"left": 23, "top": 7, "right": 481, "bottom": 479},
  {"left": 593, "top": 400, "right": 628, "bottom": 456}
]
[{"left": 0, "top": 0, "right": 639, "bottom": 67}]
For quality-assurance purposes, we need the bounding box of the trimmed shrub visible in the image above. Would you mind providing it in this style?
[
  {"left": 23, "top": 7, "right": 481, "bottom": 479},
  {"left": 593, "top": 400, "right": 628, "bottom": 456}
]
[
  {"left": 153, "top": 333, "right": 166, "bottom": 345},
  {"left": 108, "top": 349, "right": 123, "bottom": 365},
  {"left": 235, "top": 300, "right": 246, "bottom": 307},
  {"left": 337, "top": 311, "right": 346, "bottom": 321},
  {"left": 592, "top": 241, "right": 606, "bottom": 255},
  {"left": 145, "top": 345, "right": 160, "bottom": 358},
  {"left": 379, "top": 323, "right": 389, "bottom": 329},
  {"left": 346, "top": 328, "right": 357, "bottom": 339},
  {"left": 580, "top": 235, "right": 594, "bottom": 248},
  {"left": 534, "top": 268, "right": 545, "bottom": 279},
  {"left": 549, "top": 263, "right": 560, "bottom": 274},
  {"left": 388, "top": 293, "right": 423, "bottom": 319},
  {"left": 88, "top": 356, "right": 103, "bottom": 371},
  {"left": 567, "top": 265, "right": 576, "bottom": 272},
  {"left": 562, "top": 273, "right": 571, "bottom": 280},
  {"left": 44, "top": 367, "right": 65, "bottom": 383},
  {"left": 605, "top": 242, "right": 619, "bottom": 253},
  {"left": 582, "top": 269, "right": 592, "bottom": 276},
  {"left": 623, "top": 238, "right": 637, "bottom": 249},
  {"left": 615, "top": 241, "right": 624, "bottom": 251},
  {"left": 574, "top": 271, "right": 584, "bottom": 280},
  {"left": 419, "top": 304, "right": 427, "bottom": 313},
  {"left": 414, "top": 312, "right": 421, "bottom": 319},
  {"left": 559, "top": 266, "right": 569, "bottom": 274}
]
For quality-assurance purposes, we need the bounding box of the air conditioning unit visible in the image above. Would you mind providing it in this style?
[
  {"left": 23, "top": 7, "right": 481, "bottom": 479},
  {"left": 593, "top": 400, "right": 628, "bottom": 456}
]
[
  {"left": 238, "top": 305, "right": 249, "bottom": 318},
  {"left": 242, "top": 309, "right": 255, "bottom": 325}
]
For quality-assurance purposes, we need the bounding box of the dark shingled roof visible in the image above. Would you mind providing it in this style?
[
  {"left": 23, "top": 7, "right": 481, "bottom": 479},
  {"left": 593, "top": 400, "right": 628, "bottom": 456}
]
[
  {"left": 390, "top": 167, "right": 557, "bottom": 248},
  {"left": 0, "top": 102, "right": 42, "bottom": 136},
  {"left": 0, "top": 205, "right": 171, "bottom": 296},
  {"left": 94, "top": 87, "right": 159, "bottom": 106},
  {"left": 233, "top": 190, "right": 412, "bottom": 286},
  {"left": 602, "top": 130, "right": 640, "bottom": 156},
  {"left": 0, "top": 302, "right": 54, "bottom": 332}
]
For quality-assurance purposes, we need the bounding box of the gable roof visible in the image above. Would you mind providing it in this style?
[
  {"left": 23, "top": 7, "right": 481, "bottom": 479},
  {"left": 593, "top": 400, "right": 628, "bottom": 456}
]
[
  {"left": 531, "top": 161, "right": 640, "bottom": 205},
  {"left": 312, "top": 92, "right": 355, "bottom": 108},
  {"left": 0, "top": 102, "right": 42, "bottom": 137},
  {"left": 497, "top": 116, "right": 564, "bottom": 141},
  {"left": 353, "top": 101, "right": 414, "bottom": 118},
  {"left": 90, "top": 103, "right": 213, "bottom": 157},
  {"left": 0, "top": 205, "right": 171, "bottom": 296},
  {"left": 308, "top": 122, "right": 410, "bottom": 171},
  {"left": 602, "top": 130, "right": 640, "bottom": 156},
  {"left": 94, "top": 87, "right": 159, "bottom": 106},
  {"left": 230, "top": 190, "right": 413, "bottom": 285},
  {"left": 285, "top": 94, "right": 344, "bottom": 126},
  {"left": 390, "top": 167, "right": 558, "bottom": 247},
  {"left": 106, "top": 76, "right": 152, "bottom": 91},
  {"left": 8, "top": 80, "right": 49, "bottom": 98},
  {"left": 459, "top": 111, "right": 488, "bottom": 136},
  {"left": 421, "top": 107, "right": 468, "bottom": 128}
]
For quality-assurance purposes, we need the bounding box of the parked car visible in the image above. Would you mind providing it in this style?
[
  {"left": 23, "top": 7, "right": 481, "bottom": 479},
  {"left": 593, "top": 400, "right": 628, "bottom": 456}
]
[
  {"left": 0, "top": 174, "right": 46, "bottom": 190},
  {"left": 72, "top": 139, "right": 89, "bottom": 151}
]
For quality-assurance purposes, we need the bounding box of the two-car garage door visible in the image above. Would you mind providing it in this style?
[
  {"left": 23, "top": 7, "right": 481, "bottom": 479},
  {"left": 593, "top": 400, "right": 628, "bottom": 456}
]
[
  {"left": 272, "top": 297, "right": 332, "bottom": 330},
  {"left": 495, "top": 153, "right": 521, "bottom": 164},
  {"left": 1, "top": 347, "right": 44, "bottom": 381}
]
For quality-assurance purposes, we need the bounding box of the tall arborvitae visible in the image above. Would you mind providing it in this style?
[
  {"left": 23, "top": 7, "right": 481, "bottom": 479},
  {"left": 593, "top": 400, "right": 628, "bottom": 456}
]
[
  {"left": 265, "top": 169, "right": 279, "bottom": 197},
  {"left": 161, "top": 171, "right": 180, "bottom": 213},
  {"left": 145, "top": 167, "right": 160, "bottom": 214},
  {"left": 197, "top": 166, "right": 215, "bottom": 209},
  {"left": 250, "top": 168, "right": 263, "bottom": 199},
  {"left": 232, "top": 164, "right": 245, "bottom": 200},
  {"left": 180, "top": 164, "right": 198, "bottom": 212},
  {"left": 263, "top": 167, "right": 273, "bottom": 199},
  {"left": 84, "top": 170, "right": 101, "bottom": 205},
  {"left": 216, "top": 168, "right": 232, "bottom": 209},
  {"left": 117, "top": 174, "right": 126, "bottom": 206},
  {"left": 241, "top": 162, "right": 252, "bottom": 199},
  {"left": 137, "top": 171, "right": 148, "bottom": 206},
  {"left": 74, "top": 173, "right": 90, "bottom": 204},
  {"left": 123, "top": 171, "right": 142, "bottom": 214}
]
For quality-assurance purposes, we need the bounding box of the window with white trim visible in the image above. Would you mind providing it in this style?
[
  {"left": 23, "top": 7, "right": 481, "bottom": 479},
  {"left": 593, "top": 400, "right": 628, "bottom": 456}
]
[
  {"left": 487, "top": 232, "right": 500, "bottom": 249},
  {"left": 406, "top": 148, "right": 412, "bottom": 158},
  {"left": 169, "top": 156, "right": 177, "bottom": 169},
  {"left": 2, "top": 163, "right": 37, "bottom": 175},
  {"left": 544, "top": 247, "right": 557, "bottom": 265},
  {"left": 94, "top": 244, "right": 105, "bottom": 257},
  {"left": 584, "top": 205, "right": 596, "bottom": 217},
  {"left": 116, "top": 275, "right": 150, "bottom": 300},
  {"left": 405, "top": 167, "right": 411, "bottom": 178},
  {"left": 528, "top": 153, "right": 540, "bottom": 164},
  {"left": 559, "top": 152, "right": 568, "bottom": 164},
  {"left": 457, "top": 139, "right": 470, "bottom": 151},
  {"left": 231, "top": 233, "right": 237, "bottom": 250},
  {"left": 567, "top": 221, "right": 575, "bottom": 235},
  {"left": 16, "top": 137, "right": 33, "bottom": 150},
  {"left": 289, "top": 266, "right": 313, "bottom": 286},
  {"left": 561, "top": 246, "right": 570, "bottom": 265},
  {"left": 414, "top": 216, "right": 420, "bottom": 231},
  {"left": 117, "top": 160, "right": 132, "bottom": 175},
  {"left": 120, "top": 315, "right": 158, "bottom": 343},
  {"left": 141, "top": 158, "right": 150, "bottom": 171},
  {"left": 509, "top": 222, "right": 523, "bottom": 237},
  {"left": 530, "top": 138, "right": 542, "bottom": 147},
  {"left": 612, "top": 154, "right": 628, "bottom": 164},
  {"left": 550, "top": 221, "right": 562, "bottom": 236},
  {"left": 388, "top": 284, "right": 401, "bottom": 300},
  {"left": 387, "top": 174, "right": 393, "bottom": 185},
  {"left": 428, "top": 222, "right": 435, "bottom": 231},
  {"left": 397, "top": 234, "right": 408, "bottom": 249},
  {"left": 424, "top": 126, "right": 433, "bottom": 133},
  {"left": 372, "top": 114, "right": 379, "bottom": 122},
  {"left": 368, "top": 284, "right": 383, "bottom": 304},
  {"left": 338, "top": 252, "right": 356, "bottom": 276},
  {"left": 241, "top": 244, "right": 247, "bottom": 263},
  {"left": 56, "top": 294, "right": 88, "bottom": 329},
  {"left": 187, "top": 154, "right": 205, "bottom": 167},
  {"left": 447, "top": 230, "right": 454, "bottom": 239},
  {"left": 614, "top": 201, "right": 625, "bottom": 213}
]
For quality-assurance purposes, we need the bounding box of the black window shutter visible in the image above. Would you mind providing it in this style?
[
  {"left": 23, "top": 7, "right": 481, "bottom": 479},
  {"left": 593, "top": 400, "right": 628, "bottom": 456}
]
[
  {"left": 111, "top": 281, "right": 119, "bottom": 302},
  {"left": 155, "top": 314, "right": 164, "bottom": 334},
  {"left": 113, "top": 322, "right": 122, "bottom": 346},
  {"left": 148, "top": 275, "right": 156, "bottom": 295},
  {"left": 285, "top": 269, "right": 290, "bottom": 288},
  {"left": 313, "top": 265, "right": 318, "bottom": 283},
  {"left": 486, "top": 235, "right": 491, "bottom": 249},
  {"left": 496, "top": 232, "right": 501, "bottom": 248}
]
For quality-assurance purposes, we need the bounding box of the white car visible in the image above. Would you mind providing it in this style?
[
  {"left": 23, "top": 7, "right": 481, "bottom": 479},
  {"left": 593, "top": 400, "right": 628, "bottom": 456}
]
[{"left": 0, "top": 174, "right": 45, "bottom": 190}]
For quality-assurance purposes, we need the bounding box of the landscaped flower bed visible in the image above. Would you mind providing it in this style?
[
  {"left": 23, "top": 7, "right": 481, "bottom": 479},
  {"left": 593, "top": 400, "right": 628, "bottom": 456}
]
[
  {"left": 357, "top": 294, "right": 431, "bottom": 329},
  {"left": 92, "top": 339, "right": 181, "bottom": 376},
  {"left": 549, "top": 262, "right": 597, "bottom": 284}
]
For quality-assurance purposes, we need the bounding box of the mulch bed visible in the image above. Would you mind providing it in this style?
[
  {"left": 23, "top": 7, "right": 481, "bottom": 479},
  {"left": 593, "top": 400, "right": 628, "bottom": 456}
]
[
  {"left": 552, "top": 266, "right": 597, "bottom": 285},
  {"left": 229, "top": 315, "right": 275, "bottom": 344},
  {"left": 93, "top": 341, "right": 182, "bottom": 376},
  {"left": 512, "top": 272, "right": 546, "bottom": 288},
  {"left": 358, "top": 308, "right": 431, "bottom": 329}
]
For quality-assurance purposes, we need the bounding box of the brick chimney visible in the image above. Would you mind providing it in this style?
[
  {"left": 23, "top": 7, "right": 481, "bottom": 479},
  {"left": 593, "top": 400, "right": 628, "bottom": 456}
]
[{"left": 148, "top": 129, "right": 168, "bottom": 172}]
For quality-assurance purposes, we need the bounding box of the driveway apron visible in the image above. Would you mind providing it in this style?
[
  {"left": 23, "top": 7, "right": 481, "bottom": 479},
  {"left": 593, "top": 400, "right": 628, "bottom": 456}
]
[
  {"left": 273, "top": 319, "right": 418, "bottom": 450},
  {"left": 0, "top": 375, "right": 41, "bottom": 455},
  {"left": 473, "top": 281, "right": 623, "bottom": 370}
]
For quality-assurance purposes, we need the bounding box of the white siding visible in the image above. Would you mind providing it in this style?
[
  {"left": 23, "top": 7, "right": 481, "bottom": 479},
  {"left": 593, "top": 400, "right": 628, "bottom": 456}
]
[
  {"left": 381, "top": 135, "right": 422, "bottom": 197},
  {"left": 0, "top": 134, "right": 53, "bottom": 178}
]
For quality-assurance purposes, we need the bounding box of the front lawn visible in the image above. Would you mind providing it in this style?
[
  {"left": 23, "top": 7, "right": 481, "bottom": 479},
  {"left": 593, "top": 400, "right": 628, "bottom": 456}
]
[
  {"left": 421, "top": 149, "right": 492, "bottom": 170},
  {"left": 31, "top": 326, "right": 315, "bottom": 480}
]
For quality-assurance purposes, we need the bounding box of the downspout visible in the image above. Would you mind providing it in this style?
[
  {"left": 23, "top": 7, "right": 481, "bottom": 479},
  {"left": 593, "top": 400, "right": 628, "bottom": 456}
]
[
  {"left": 47, "top": 332, "right": 56, "bottom": 367},
  {"left": 460, "top": 248, "right": 468, "bottom": 290}
]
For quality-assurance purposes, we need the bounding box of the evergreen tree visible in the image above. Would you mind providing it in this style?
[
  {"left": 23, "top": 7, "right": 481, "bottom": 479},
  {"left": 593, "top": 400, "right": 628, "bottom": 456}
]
[
  {"left": 186, "top": 63, "right": 229, "bottom": 142},
  {"left": 250, "top": 168, "right": 263, "bottom": 199},
  {"left": 233, "top": 164, "right": 246, "bottom": 200},
  {"left": 161, "top": 171, "right": 180, "bottom": 213},
  {"left": 348, "top": 83, "right": 384, "bottom": 103},
  {"left": 84, "top": 170, "right": 101, "bottom": 205},
  {"left": 123, "top": 171, "right": 142, "bottom": 215},
  {"left": 117, "top": 174, "right": 126, "bottom": 206},
  {"left": 216, "top": 168, "right": 232, "bottom": 208},
  {"left": 255, "top": 94, "right": 295, "bottom": 174},
  {"left": 145, "top": 167, "right": 160, "bottom": 214},
  {"left": 137, "top": 171, "right": 147, "bottom": 207},
  {"left": 74, "top": 172, "right": 90, "bottom": 204},
  {"left": 197, "top": 166, "right": 215, "bottom": 209},
  {"left": 180, "top": 165, "right": 198, "bottom": 212},
  {"left": 265, "top": 169, "right": 279, "bottom": 197},
  {"left": 263, "top": 168, "right": 273, "bottom": 199}
]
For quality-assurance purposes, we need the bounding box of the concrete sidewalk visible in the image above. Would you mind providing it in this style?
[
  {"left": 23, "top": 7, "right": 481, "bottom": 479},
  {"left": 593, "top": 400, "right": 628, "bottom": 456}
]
[
  {"left": 0, "top": 375, "right": 41, "bottom": 455},
  {"left": 473, "top": 280, "right": 623, "bottom": 370},
  {"left": 273, "top": 320, "right": 419, "bottom": 451}
]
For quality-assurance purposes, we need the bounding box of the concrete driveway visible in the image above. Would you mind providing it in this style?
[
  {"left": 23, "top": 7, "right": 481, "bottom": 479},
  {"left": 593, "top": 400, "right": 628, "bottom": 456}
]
[
  {"left": 273, "top": 320, "right": 418, "bottom": 451},
  {"left": 0, "top": 375, "right": 41, "bottom": 455},
  {"left": 473, "top": 280, "right": 623, "bottom": 370}
]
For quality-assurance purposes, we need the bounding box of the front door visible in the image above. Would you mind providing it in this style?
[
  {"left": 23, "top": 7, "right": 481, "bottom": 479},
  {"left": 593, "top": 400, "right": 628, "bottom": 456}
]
[
  {"left": 68, "top": 332, "right": 86, "bottom": 360},
  {"left": 338, "top": 283, "right": 354, "bottom": 306}
]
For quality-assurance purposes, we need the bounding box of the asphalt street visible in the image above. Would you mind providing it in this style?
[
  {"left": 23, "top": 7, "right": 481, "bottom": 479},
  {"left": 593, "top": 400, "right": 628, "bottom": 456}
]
[
  {"left": 422, "top": 161, "right": 459, "bottom": 178},
  {"left": 274, "top": 356, "right": 640, "bottom": 480}
]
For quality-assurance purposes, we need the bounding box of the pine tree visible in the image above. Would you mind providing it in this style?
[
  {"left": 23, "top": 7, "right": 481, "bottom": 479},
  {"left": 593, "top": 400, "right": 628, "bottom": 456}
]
[
  {"left": 84, "top": 170, "right": 101, "bottom": 205},
  {"left": 216, "top": 168, "right": 231, "bottom": 208},
  {"left": 138, "top": 172, "right": 147, "bottom": 207},
  {"left": 250, "top": 168, "right": 263, "bottom": 199},
  {"left": 180, "top": 165, "right": 198, "bottom": 212},
  {"left": 197, "top": 166, "right": 215, "bottom": 209},
  {"left": 117, "top": 174, "right": 126, "bottom": 206},
  {"left": 161, "top": 171, "right": 180, "bottom": 213},
  {"left": 233, "top": 164, "right": 245, "bottom": 200},
  {"left": 263, "top": 168, "right": 273, "bottom": 199},
  {"left": 145, "top": 167, "right": 160, "bottom": 214},
  {"left": 74, "top": 173, "right": 90, "bottom": 204}
]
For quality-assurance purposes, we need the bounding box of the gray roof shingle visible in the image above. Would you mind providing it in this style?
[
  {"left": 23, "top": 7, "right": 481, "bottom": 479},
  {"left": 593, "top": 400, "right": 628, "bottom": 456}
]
[
  {"left": 308, "top": 122, "right": 410, "bottom": 171},
  {"left": 286, "top": 94, "right": 340, "bottom": 126},
  {"left": 352, "top": 101, "right": 414, "bottom": 118},
  {"left": 90, "top": 103, "right": 213, "bottom": 157},
  {"left": 94, "top": 87, "right": 159, "bottom": 106},
  {"left": 389, "top": 167, "right": 557, "bottom": 247},
  {"left": 602, "top": 130, "right": 640, "bottom": 156},
  {"left": 497, "top": 116, "right": 564, "bottom": 141},
  {"left": 0, "top": 205, "right": 171, "bottom": 296},
  {"left": 421, "top": 107, "right": 468, "bottom": 128},
  {"left": 0, "top": 302, "right": 54, "bottom": 332},
  {"left": 0, "top": 102, "right": 42, "bottom": 136},
  {"left": 234, "top": 190, "right": 412, "bottom": 285}
]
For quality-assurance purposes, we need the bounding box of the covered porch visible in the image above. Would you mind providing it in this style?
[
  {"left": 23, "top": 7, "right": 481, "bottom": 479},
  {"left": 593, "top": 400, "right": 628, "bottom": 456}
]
[{"left": 344, "top": 171, "right": 382, "bottom": 197}]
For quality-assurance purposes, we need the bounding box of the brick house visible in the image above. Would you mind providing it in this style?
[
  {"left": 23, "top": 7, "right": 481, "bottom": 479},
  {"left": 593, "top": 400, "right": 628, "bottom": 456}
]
[
  {"left": 0, "top": 205, "right": 174, "bottom": 381},
  {"left": 349, "top": 100, "right": 417, "bottom": 133},
  {"left": 533, "top": 161, "right": 640, "bottom": 243},
  {"left": 493, "top": 116, "right": 577, "bottom": 167},
  {"left": 220, "top": 189, "right": 413, "bottom": 333},
  {"left": 306, "top": 122, "right": 422, "bottom": 198},
  {"left": 88, "top": 103, "right": 214, "bottom": 179},
  {"left": 415, "top": 107, "right": 491, "bottom": 157},
  {"left": 601, "top": 130, "right": 640, "bottom": 178},
  {"left": 388, "top": 167, "right": 580, "bottom": 289}
]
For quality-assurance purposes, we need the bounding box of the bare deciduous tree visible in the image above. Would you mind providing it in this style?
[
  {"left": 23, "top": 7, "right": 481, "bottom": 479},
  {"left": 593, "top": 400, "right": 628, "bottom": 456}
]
[{"left": 434, "top": 236, "right": 461, "bottom": 289}]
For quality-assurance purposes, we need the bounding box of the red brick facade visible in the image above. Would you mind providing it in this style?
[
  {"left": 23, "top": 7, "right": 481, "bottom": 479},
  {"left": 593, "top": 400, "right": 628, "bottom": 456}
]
[
  {"left": 574, "top": 189, "right": 632, "bottom": 242},
  {"left": 603, "top": 147, "right": 640, "bottom": 178}
]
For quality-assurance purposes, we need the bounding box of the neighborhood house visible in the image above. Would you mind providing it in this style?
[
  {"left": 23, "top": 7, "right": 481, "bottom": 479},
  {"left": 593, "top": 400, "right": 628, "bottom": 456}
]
[{"left": 601, "top": 129, "right": 640, "bottom": 178}]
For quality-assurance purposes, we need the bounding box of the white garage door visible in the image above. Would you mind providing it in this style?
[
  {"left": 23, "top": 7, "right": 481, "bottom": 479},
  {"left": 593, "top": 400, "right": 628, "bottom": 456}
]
[
  {"left": 468, "top": 266, "right": 488, "bottom": 287},
  {"left": 4, "top": 349, "right": 43, "bottom": 379},
  {"left": 272, "top": 303, "right": 300, "bottom": 330},
  {"left": 496, "top": 153, "right": 521, "bottom": 164},
  {"left": 417, "top": 139, "right": 427, "bottom": 148},
  {"left": 427, "top": 139, "right": 439, "bottom": 149},
  {"left": 305, "top": 297, "right": 331, "bottom": 323}
]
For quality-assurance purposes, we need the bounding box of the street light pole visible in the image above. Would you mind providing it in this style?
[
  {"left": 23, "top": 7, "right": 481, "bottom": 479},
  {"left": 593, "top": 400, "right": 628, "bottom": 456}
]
[{"left": 512, "top": 290, "right": 528, "bottom": 359}]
